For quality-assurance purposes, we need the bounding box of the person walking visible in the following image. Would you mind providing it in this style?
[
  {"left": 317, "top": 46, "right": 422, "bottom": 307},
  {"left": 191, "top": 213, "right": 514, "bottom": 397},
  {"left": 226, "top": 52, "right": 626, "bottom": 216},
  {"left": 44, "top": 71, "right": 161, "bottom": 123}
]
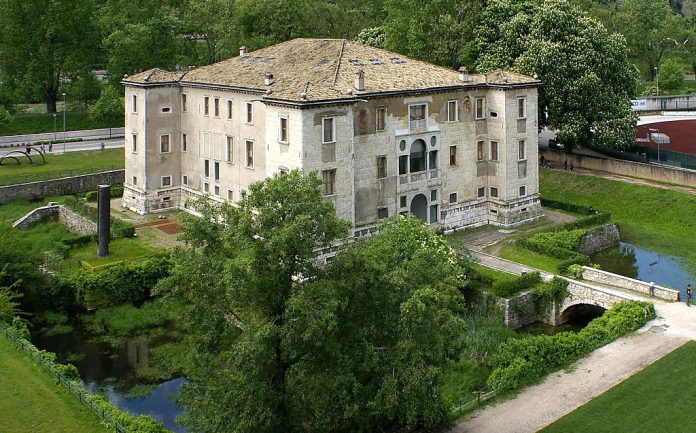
[
  {"left": 687, "top": 284, "right": 692, "bottom": 307},
  {"left": 564, "top": 160, "right": 568, "bottom": 170}
]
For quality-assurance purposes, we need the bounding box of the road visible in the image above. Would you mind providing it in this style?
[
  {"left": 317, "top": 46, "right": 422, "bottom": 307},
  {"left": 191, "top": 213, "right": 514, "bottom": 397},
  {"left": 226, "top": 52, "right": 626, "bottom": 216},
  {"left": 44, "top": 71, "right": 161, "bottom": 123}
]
[{"left": 0, "top": 138, "right": 124, "bottom": 156}]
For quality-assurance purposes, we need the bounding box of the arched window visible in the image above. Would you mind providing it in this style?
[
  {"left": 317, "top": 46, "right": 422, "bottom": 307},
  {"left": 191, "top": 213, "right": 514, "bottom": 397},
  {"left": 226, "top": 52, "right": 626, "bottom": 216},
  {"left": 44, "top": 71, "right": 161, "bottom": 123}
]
[{"left": 409, "top": 139, "right": 426, "bottom": 173}]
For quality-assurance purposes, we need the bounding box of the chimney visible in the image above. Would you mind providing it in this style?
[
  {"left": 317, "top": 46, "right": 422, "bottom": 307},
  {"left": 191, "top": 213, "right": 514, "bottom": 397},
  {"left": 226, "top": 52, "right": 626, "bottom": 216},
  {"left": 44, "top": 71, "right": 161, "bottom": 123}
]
[
  {"left": 265, "top": 72, "right": 274, "bottom": 86},
  {"left": 458, "top": 67, "right": 469, "bottom": 83},
  {"left": 355, "top": 69, "right": 365, "bottom": 91},
  {"left": 239, "top": 46, "right": 247, "bottom": 57}
]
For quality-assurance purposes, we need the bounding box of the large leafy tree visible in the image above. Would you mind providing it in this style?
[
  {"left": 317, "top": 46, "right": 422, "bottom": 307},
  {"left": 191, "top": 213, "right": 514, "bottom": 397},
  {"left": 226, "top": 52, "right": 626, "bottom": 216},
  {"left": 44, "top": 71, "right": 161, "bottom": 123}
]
[
  {"left": 160, "top": 171, "right": 467, "bottom": 432},
  {"left": 477, "top": 0, "right": 638, "bottom": 150},
  {"left": 0, "top": 0, "right": 99, "bottom": 112}
]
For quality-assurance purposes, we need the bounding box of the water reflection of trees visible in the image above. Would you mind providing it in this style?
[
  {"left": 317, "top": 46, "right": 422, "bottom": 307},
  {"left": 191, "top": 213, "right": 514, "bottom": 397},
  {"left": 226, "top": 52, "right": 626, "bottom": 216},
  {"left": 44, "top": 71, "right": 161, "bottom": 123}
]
[{"left": 591, "top": 244, "right": 639, "bottom": 278}]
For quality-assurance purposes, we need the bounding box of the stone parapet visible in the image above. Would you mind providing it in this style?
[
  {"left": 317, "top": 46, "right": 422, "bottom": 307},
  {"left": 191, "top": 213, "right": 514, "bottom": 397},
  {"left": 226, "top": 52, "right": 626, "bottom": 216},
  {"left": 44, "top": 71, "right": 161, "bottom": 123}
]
[{"left": 581, "top": 266, "right": 679, "bottom": 301}]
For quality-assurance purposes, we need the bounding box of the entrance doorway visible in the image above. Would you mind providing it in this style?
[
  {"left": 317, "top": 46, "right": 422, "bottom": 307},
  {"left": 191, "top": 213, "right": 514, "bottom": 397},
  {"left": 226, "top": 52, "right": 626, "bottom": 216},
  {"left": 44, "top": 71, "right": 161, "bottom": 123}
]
[{"left": 410, "top": 194, "right": 427, "bottom": 222}]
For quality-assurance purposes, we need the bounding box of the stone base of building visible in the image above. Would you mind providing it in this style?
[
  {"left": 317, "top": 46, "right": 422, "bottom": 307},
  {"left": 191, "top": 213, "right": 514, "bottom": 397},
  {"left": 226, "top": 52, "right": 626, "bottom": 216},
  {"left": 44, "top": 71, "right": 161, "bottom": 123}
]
[
  {"left": 442, "top": 194, "right": 542, "bottom": 232},
  {"left": 122, "top": 184, "right": 182, "bottom": 215}
]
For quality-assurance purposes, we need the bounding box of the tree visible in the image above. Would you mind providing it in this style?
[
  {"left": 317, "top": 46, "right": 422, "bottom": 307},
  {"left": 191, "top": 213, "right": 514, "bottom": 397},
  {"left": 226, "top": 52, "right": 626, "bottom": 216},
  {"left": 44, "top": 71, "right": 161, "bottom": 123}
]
[
  {"left": 0, "top": 0, "right": 98, "bottom": 112},
  {"left": 477, "top": 0, "right": 638, "bottom": 150},
  {"left": 658, "top": 58, "right": 685, "bottom": 94},
  {"left": 355, "top": 27, "right": 386, "bottom": 48},
  {"left": 0, "top": 106, "right": 11, "bottom": 130},
  {"left": 88, "top": 86, "right": 124, "bottom": 125},
  {"left": 0, "top": 227, "right": 48, "bottom": 312},
  {"left": 383, "top": 0, "right": 484, "bottom": 68},
  {"left": 159, "top": 171, "right": 468, "bottom": 432}
]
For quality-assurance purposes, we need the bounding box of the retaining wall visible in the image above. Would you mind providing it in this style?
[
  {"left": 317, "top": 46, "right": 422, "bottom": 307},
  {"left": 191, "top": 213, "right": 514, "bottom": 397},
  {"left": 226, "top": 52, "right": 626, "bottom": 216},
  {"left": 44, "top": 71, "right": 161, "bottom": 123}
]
[
  {"left": 497, "top": 291, "right": 541, "bottom": 330},
  {"left": 582, "top": 266, "right": 679, "bottom": 301},
  {"left": 540, "top": 148, "right": 696, "bottom": 188},
  {"left": 0, "top": 170, "right": 124, "bottom": 204},
  {"left": 13, "top": 203, "right": 96, "bottom": 235},
  {"left": 578, "top": 224, "right": 620, "bottom": 255}
]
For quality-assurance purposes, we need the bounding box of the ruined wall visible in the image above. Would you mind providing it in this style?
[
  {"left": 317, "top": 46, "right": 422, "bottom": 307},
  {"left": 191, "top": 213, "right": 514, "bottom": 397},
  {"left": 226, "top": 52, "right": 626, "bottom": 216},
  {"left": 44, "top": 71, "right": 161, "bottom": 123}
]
[{"left": 579, "top": 224, "right": 620, "bottom": 255}]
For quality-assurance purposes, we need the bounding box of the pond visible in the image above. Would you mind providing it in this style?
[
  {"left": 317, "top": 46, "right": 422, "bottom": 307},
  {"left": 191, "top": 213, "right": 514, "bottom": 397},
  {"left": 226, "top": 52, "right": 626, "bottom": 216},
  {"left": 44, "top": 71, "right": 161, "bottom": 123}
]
[
  {"left": 32, "top": 325, "right": 187, "bottom": 433},
  {"left": 590, "top": 242, "right": 696, "bottom": 299}
]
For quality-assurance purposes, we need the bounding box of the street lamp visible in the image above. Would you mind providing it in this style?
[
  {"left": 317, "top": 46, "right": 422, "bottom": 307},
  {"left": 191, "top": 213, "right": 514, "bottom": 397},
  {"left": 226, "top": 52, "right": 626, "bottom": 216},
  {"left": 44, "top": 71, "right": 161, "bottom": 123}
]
[
  {"left": 654, "top": 67, "right": 659, "bottom": 96},
  {"left": 53, "top": 113, "right": 57, "bottom": 141},
  {"left": 62, "top": 93, "right": 66, "bottom": 153},
  {"left": 649, "top": 128, "right": 662, "bottom": 164}
]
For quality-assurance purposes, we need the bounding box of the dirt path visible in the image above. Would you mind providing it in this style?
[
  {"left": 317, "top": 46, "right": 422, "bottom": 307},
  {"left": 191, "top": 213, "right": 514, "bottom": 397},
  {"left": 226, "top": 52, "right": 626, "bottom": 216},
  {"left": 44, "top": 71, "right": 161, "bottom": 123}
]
[{"left": 450, "top": 326, "right": 688, "bottom": 433}]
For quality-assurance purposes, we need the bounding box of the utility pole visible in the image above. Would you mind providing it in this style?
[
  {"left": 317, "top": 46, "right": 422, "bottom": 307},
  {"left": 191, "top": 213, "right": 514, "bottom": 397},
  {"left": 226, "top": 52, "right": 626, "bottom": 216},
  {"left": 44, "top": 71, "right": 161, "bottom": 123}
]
[{"left": 62, "top": 93, "right": 67, "bottom": 153}]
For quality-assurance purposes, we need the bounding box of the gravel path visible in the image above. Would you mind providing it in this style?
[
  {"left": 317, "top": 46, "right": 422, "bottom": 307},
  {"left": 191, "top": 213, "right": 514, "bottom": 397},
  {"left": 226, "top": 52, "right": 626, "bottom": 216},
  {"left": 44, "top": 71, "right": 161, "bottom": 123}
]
[{"left": 450, "top": 300, "right": 696, "bottom": 433}]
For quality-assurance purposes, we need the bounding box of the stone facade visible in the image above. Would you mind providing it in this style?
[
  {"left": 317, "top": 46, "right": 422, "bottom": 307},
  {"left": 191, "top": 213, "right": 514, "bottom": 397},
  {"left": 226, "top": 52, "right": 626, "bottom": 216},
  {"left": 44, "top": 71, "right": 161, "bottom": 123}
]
[
  {"left": 122, "top": 39, "right": 543, "bottom": 233},
  {"left": 578, "top": 224, "right": 620, "bottom": 255},
  {"left": 582, "top": 266, "right": 679, "bottom": 301},
  {"left": 497, "top": 291, "right": 541, "bottom": 329},
  {"left": 0, "top": 170, "right": 124, "bottom": 204}
]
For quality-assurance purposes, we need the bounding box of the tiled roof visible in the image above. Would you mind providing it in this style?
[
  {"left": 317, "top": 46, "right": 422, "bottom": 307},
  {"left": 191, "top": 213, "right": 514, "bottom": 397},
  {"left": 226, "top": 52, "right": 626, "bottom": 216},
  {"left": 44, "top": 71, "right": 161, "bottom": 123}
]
[{"left": 123, "top": 38, "right": 538, "bottom": 103}]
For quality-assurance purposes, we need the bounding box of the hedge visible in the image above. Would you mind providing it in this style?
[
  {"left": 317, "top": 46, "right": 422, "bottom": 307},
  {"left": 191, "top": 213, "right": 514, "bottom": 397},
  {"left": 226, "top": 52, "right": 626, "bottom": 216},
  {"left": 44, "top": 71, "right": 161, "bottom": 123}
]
[
  {"left": 491, "top": 272, "right": 542, "bottom": 298},
  {"left": 85, "top": 184, "right": 124, "bottom": 202},
  {"left": 0, "top": 324, "right": 168, "bottom": 433},
  {"left": 487, "top": 301, "right": 655, "bottom": 392}
]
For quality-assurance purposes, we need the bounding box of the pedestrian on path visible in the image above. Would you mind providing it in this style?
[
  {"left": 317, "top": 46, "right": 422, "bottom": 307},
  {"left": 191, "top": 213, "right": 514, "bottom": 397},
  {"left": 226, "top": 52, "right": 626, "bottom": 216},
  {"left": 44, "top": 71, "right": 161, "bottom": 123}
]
[
  {"left": 48, "top": 143, "right": 53, "bottom": 152},
  {"left": 570, "top": 162, "right": 574, "bottom": 172},
  {"left": 564, "top": 160, "right": 568, "bottom": 170},
  {"left": 687, "top": 284, "right": 692, "bottom": 307}
]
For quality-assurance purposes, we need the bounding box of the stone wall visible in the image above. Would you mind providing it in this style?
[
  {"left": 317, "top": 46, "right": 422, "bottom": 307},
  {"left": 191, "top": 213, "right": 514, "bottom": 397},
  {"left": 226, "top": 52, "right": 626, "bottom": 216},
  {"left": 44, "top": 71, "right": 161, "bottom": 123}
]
[
  {"left": 578, "top": 224, "right": 620, "bottom": 255},
  {"left": 540, "top": 148, "right": 696, "bottom": 188},
  {"left": 497, "top": 291, "right": 541, "bottom": 329},
  {"left": 57, "top": 206, "right": 96, "bottom": 235},
  {"left": 12, "top": 204, "right": 60, "bottom": 229},
  {"left": 0, "top": 170, "right": 124, "bottom": 204},
  {"left": 581, "top": 266, "right": 679, "bottom": 301}
]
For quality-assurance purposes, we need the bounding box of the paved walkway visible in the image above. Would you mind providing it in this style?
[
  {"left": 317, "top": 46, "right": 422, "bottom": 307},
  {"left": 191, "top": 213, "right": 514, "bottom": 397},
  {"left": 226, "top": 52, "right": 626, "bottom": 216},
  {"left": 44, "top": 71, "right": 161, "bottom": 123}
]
[{"left": 0, "top": 127, "right": 125, "bottom": 145}]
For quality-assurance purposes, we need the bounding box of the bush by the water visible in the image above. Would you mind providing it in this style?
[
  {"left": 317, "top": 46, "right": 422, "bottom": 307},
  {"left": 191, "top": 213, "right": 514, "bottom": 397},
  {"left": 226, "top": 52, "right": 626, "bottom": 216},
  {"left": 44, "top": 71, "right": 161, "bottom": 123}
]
[
  {"left": 527, "top": 229, "right": 586, "bottom": 252},
  {"left": 54, "top": 253, "right": 171, "bottom": 307},
  {"left": 82, "top": 301, "right": 169, "bottom": 338},
  {"left": 487, "top": 301, "right": 655, "bottom": 392},
  {"left": 531, "top": 277, "right": 570, "bottom": 313},
  {"left": 491, "top": 272, "right": 542, "bottom": 298}
]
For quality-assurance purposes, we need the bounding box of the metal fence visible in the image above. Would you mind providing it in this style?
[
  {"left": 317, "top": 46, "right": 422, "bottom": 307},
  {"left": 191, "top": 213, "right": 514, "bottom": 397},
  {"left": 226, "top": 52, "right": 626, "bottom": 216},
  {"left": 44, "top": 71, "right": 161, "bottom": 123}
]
[
  {"left": 450, "top": 388, "right": 497, "bottom": 417},
  {"left": 0, "top": 165, "right": 123, "bottom": 187},
  {"left": 0, "top": 325, "right": 128, "bottom": 433}
]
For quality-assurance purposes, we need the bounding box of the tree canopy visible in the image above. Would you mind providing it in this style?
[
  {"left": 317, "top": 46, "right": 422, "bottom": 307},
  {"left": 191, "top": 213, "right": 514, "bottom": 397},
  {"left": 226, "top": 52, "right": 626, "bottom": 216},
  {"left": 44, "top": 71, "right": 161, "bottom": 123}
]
[
  {"left": 159, "top": 171, "right": 468, "bottom": 432},
  {"left": 477, "top": 0, "right": 638, "bottom": 150}
]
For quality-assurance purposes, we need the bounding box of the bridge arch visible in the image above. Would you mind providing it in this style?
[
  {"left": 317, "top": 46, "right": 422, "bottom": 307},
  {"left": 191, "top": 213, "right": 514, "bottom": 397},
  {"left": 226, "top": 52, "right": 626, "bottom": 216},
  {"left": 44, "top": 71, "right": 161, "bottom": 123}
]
[{"left": 558, "top": 302, "right": 607, "bottom": 326}]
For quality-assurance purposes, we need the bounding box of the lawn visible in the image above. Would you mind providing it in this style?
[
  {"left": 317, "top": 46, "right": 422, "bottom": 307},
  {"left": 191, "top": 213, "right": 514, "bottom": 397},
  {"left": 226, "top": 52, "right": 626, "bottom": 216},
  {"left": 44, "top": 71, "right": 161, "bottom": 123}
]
[
  {"left": 0, "top": 148, "right": 124, "bottom": 186},
  {"left": 540, "top": 341, "right": 696, "bottom": 433},
  {"left": 0, "top": 111, "right": 123, "bottom": 136},
  {"left": 496, "top": 243, "right": 563, "bottom": 274},
  {"left": 471, "top": 264, "right": 519, "bottom": 284},
  {"left": 0, "top": 332, "right": 109, "bottom": 433},
  {"left": 69, "top": 237, "right": 160, "bottom": 269},
  {"left": 540, "top": 169, "right": 696, "bottom": 274}
]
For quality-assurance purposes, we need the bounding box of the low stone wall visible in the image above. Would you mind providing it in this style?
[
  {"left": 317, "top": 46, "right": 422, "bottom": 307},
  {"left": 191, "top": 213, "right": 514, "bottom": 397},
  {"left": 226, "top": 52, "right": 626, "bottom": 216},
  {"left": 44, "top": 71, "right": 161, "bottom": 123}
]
[
  {"left": 578, "top": 224, "right": 620, "bottom": 255},
  {"left": 582, "top": 266, "right": 679, "bottom": 301},
  {"left": 540, "top": 148, "right": 696, "bottom": 188},
  {"left": 497, "top": 291, "right": 540, "bottom": 330},
  {"left": 13, "top": 204, "right": 96, "bottom": 235},
  {"left": 0, "top": 170, "right": 124, "bottom": 204}
]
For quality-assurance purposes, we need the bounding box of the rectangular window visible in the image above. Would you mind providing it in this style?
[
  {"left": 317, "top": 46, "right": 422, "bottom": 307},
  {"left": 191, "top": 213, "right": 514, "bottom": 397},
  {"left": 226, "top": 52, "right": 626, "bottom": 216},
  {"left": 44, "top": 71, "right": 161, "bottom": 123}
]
[
  {"left": 398, "top": 155, "right": 408, "bottom": 175},
  {"left": 429, "top": 150, "right": 438, "bottom": 169},
  {"left": 377, "top": 207, "right": 388, "bottom": 219},
  {"left": 475, "top": 97, "right": 485, "bottom": 119},
  {"left": 227, "top": 189, "right": 233, "bottom": 200},
  {"left": 400, "top": 195, "right": 407, "bottom": 208},
  {"left": 477, "top": 141, "right": 485, "bottom": 161},
  {"left": 204, "top": 159, "right": 209, "bottom": 177},
  {"left": 132, "top": 134, "right": 137, "bottom": 152},
  {"left": 409, "top": 104, "right": 426, "bottom": 130},
  {"left": 131, "top": 95, "right": 137, "bottom": 113},
  {"left": 214, "top": 162, "right": 220, "bottom": 181},
  {"left": 322, "top": 117, "right": 335, "bottom": 143},
  {"left": 181, "top": 93, "right": 187, "bottom": 112},
  {"left": 376, "top": 106, "right": 386, "bottom": 131},
  {"left": 478, "top": 187, "right": 485, "bottom": 198},
  {"left": 447, "top": 100, "right": 458, "bottom": 122},
  {"left": 214, "top": 98, "right": 220, "bottom": 117},
  {"left": 518, "top": 140, "right": 526, "bottom": 160},
  {"left": 161, "top": 176, "right": 171, "bottom": 187},
  {"left": 430, "top": 189, "right": 437, "bottom": 201},
  {"left": 490, "top": 141, "right": 499, "bottom": 161},
  {"left": 204, "top": 96, "right": 210, "bottom": 116},
  {"left": 182, "top": 175, "right": 188, "bottom": 185},
  {"left": 204, "top": 182, "right": 209, "bottom": 193},
  {"left": 246, "top": 102, "right": 253, "bottom": 124},
  {"left": 322, "top": 169, "right": 336, "bottom": 195},
  {"left": 449, "top": 192, "right": 457, "bottom": 203},
  {"left": 132, "top": 176, "right": 137, "bottom": 185},
  {"left": 245, "top": 140, "right": 254, "bottom": 167},
  {"left": 214, "top": 185, "right": 220, "bottom": 196},
  {"left": 226, "top": 136, "right": 234, "bottom": 163},
  {"left": 519, "top": 185, "right": 527, "bottom": 197},
  {"left": 182, "top": 133, "right": 187, "bottom": 152},
  {"left": 430, "top": 205, "right": 439, "bottom": 223},
  {"left": 279, "top": 117, "right": 288, "bottom": 143},
  {"left": 449, "top": 146, "right": 457, "bottom": 166},
  {"left": 227, "top": 100, "right": 233, "bottom": 119},
  {"left": 490, "top": 187, "right": 499, "bottom": 198},
  {"left": 517, "top": 97, "right": 527, "bottom": 119},
  {"left": 160, "top": 135, "right": 170, "bottom": 153},
  {"left": 377, "top": 156, "right": 387, "bottom": 179}
]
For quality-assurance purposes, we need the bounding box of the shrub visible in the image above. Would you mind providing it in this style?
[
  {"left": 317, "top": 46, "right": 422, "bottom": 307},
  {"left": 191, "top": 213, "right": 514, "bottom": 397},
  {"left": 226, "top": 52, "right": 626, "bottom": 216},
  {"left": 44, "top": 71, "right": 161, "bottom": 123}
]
[
  {"left": 527, "top": 229, "right": 586, "bottom": 252},
  {"left": 487, "top": 301, "right": 655, "bottom": 392},
  {"left": 567, "top": 264, "right": 584, "bottom": 279},
  {"left": 557, "top": 254, "right": 591, "bottom": 275},
  {"left": 85, "top": 191, "right": 98, "bottom": 202},
  {"left": 85, "top": 184, "right": 123, "bottom": 202},
  {"left": 491, "top": 272, "right": 542, "bottom": 298},
  {"left": 531, "top": 277, "right": 569, "bottom": 313}
]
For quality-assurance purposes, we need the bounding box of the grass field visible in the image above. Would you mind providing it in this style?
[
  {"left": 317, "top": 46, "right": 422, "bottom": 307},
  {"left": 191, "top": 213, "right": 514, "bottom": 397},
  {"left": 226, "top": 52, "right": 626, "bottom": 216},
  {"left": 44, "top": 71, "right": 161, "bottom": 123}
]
[
  {"left": 0, "top": 148, "right": 123, "bottom": 185},
  {"left": 540, "top": 341, "right": 696, "bottom": 433},
  {"left": 540, "top": 169, "right": 696, "bottom": 274},
  {"left": 0, "top": 111, "right": 123, "bottom": 136},
  {"left": 497, "top": 243, "right": 564, "bottom": 274},
  {"left": 0, "top": 333, "right": 109, "bottom": 433}
]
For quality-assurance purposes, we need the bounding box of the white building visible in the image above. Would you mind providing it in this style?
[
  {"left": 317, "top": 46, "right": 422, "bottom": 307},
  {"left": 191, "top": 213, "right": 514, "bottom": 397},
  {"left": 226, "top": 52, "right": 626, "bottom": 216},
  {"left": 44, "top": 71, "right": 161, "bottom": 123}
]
[{"left": 122, "top": 38, "right": 542, "bottom": 235}]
